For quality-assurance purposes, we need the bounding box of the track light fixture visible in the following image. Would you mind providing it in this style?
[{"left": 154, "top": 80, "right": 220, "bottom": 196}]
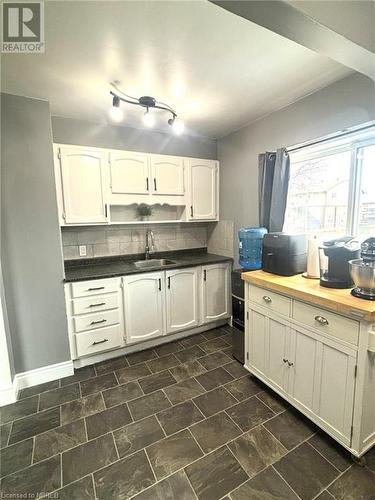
[{"left": 109, "top": 83, "right": 184, "bottom": 134}]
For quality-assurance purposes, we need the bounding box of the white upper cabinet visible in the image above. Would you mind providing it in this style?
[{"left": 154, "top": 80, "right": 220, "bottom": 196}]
[
  {"left": 201, "top": 263, "right": 230, "bottom": 323},
  {"left": 109, "top": 151, "right": 149, "bottom": 195},
  {"left": 188, "top": 159, "right": 218, "bottom": 220},
  {"left": 58, "top": 146, "right": 108, "bottom": 224},
  {"left": 123, "top": 272, "right": 165, "bottom": 343},
  {"left": 55, "top": 144, "right": 219, "bottom": 224},
  {"left": 166, "top": 268, "right": 199, "bottom": 333},
  {"left": 151, "top": 155, "right": 184, "bottom": 195}
]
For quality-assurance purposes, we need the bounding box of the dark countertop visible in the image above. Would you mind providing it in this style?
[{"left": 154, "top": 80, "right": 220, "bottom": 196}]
[{"left": 64, "top": 248, "right": 233, "bottom": 282}]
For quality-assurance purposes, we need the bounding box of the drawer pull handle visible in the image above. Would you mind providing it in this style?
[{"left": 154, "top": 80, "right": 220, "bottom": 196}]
[
  {"left": 89, "top": 302, "right": 106, "bottom": 308},
  {"left": 315, "top": 315, "right": 329, "bottom": 326},
  {"left": 92, "top": 339, "right": 108, "bottom": 346},
  {"left": 287, "top": 361, "right": 294, "bottom": 367},
  {"left": 90, "top": 319, "right": 107, "bottom": 325},
  {"left": 263, "top": 295, "right": 272, "bottom": 303},
  {"left": 88, "top": 286, "right": 105, "bottom": 291}
]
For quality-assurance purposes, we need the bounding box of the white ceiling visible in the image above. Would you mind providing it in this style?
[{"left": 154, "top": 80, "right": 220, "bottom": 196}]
[{"left": 2, "top": 0, "right": 352, "bottom": 138}]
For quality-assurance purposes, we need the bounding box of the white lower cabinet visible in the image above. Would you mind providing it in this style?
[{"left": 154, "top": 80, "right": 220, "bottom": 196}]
[
  {"left": 246, "top": 296, "right": 358, "bottom": 451},
  {"left": 65, "top": 262, "right": 231, "bottom": 357},
  {"left": 123, "top": 272, "right": 165, "bottom": 344},
  {"left": 166, "top": 268, "right": 199, "bottom": 333},
  {"left": 201, "top": 263, "right": 230, "bottom": 323}
]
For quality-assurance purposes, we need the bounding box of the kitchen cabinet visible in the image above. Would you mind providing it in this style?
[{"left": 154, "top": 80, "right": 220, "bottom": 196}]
[
  {"left": 166, "top": 267, "right": 199, "bottom": 333},
  {"left": 65, "top": 261, "right": 231, "bottom": 359},
  {"left": 57, "top": 146, "right": 108, "bottom": 224},
  {"left": 201, "top": 263, "right": 230, "bottom": 323},
  {"left": 151, "top": 155, "right": 184, "bottom": 195},
  {"left": 109, "top": 151, "right": 149, "bottom": 195},
  {"left": 55, "top": 144, "right": 220, "bottom": 223},
  {"left": 123, "top": 272, "right": 165, "bottom": 343},
  {"left": 188, "top": 159, "right": 218, "bottom": 220},
  {"left": 244, "top": 281, "right": 367, "bottom": 456}
]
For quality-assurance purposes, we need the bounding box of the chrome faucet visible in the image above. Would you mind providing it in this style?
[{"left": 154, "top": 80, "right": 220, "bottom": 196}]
[{"left": 145, "top": 229, "right": 155, "bottom": 260}]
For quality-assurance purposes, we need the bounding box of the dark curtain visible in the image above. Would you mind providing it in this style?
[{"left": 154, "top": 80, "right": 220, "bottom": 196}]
[{"left": 258, "top": 148, "right": 290, "bottom": 232}]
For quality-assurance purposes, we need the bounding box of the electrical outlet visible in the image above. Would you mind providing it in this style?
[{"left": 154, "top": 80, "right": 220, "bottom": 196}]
[{"left": 79, "top": 245, "right": 87, "bottom": 257}]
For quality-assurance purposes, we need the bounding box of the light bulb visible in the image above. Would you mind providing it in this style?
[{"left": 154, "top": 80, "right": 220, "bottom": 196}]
[
  {"left": 172, "top": 118, "right": 184, "bottom": 135},
  {"left": 109, "top": 105, "right": 123, "bottom": 122},
  {"left": 143, "top": 110, "right": 155, "bottom": 127}
]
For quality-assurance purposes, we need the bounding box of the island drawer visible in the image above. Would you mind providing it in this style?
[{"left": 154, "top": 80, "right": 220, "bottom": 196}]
[
  {"left": 73, "top": 309, "right": 120, "bottom": 333},
  {"left": 248, "top": 284, "right": 291, "bottom": 317},
  {"left": 75, "top": 325, "right": 123, "bottom": 357},
  {"left": 71, "top": 293, "right": 119, "bottom": 315},
  {"left": 70, "top": 278, "right": 120, "bottom": 298},
  {"left": 292, "top": 300, "right": 359, "bottom": 345}
]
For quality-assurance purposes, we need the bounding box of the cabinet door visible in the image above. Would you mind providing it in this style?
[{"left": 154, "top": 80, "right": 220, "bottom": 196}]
[
  {"left": 123, "top": 272, "right": 164, "bottom": 343},
  {"left": 267, "top": 318, "right": 290, "bottom": 394},
  {"left": 151, "top": 156, "right": 184, "bottom": 195},
  {"left": 109, "top": 151, "right": 149, "bottom": 195},
  {"left": 166, "top": 268, "right": 199, "bottom": 333},
  {"left": 59, "top": 147, "right": 108, "bottom": 224},
  {"left": 248, "top": 308, "right": 268, "bottom": 379},
  {"left": 201, "top": 263, "right": 230, "bottom": 323},
  {"left": 189, "top": 160, "right": 218, "bottom": 220},
  {"left": 288, "top": 328, "right": 320, "bottom": 415},
  {"left": 289, "top": 327, "right": 356, "bottom": 445},
  {"left": 315, "top": 340, "right": 356, "bottom": 445}
]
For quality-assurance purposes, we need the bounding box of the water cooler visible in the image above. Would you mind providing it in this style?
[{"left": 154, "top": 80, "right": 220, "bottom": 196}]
[{"left": 232, "top": 227, "right": 267, "bottom": 364}]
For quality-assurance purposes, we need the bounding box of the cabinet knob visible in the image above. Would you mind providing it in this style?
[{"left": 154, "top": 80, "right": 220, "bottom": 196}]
[
  {"left": 287, "top": 361, "right": 294, "bottom": 367},
  {"left": 263, "top": 295, "right": 272, "bottom": 303},
  {"left": 315, "top": 315, "right": 329, "bottom": 326},
  {"left": 283, "top": 358, "right": 288, "bottom": 363}
]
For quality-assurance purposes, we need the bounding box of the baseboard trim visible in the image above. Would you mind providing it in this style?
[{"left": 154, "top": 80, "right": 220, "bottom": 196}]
[{"left": 14, "top": 360, "right": 74, "bottom": 393}]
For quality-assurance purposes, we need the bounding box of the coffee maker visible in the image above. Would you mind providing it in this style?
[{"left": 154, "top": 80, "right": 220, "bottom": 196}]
[{"left": 319, "top": 236, "right": 361, "bottom": 289}]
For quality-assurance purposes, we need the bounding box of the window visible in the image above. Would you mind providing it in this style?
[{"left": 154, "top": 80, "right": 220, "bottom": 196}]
[{"left": 283, "top": 128, "right": 375, "bottom": 240}]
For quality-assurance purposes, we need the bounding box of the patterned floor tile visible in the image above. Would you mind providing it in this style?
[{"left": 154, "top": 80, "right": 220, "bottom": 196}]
[
  {"left": 138, "top": 370, "right": 177, "bottom": 394},
  {"left": 169, "top": 360, "right": 206, "bottom": 382},
  {"left": 226, "top": 396, "right": 274, "bottom": 432},
  {"left": 164, "top": 377, "right": 205, "bottom": 405},
  {"left": 195, "top": 366, "right": 234, "bottom": 391},
  {"left": 190, "top": 411, "right": 241, "bottom": 453},
  {"left": 146, "top": 429, "right": 203, "bottom": 480},
  {"left": 9, "top": 407, "right": 60, "bottom": 444},
  {"left": 263, "top": 408, "right": 316, "bottom": 450},
  {"left": 132, "top": 470, "right": 196, "bottom": 500},
  {"left": 80, "top": 372, "right": 118, "bottom": 397},
  {"left": 274, "top": 442, "right": 339, "bottom": 500},
  {"left": 60, "top": 393, "right": 105, "bottom": 425},
  {"left": 0, "top": 438, "right": 33, "bottom": 478},
  {"left": 114, "top": 415, "right": 165, "bottom": 458},
  {"left": 128, "top": 390, "right": 171, "bottom": 421},
  {"left": 85, "top": 403, "right": 132, "bottom": 439},
  {"left": 0, "top": 396, "right": 39, "bottom": 424},
  {"left": 34, "top": 419, "right": 86, "bottom": 462},
  {"left": 102, "top": 381, "right": 143, "bottom": 408},
  {"left": 157, "top": 400, "right": 204, "bottom": 436},
  {"left": 193, "top": 386, "right": 237, "bottom": 417},
  {"left": 39, "top": 384, "right": 80, "bottom": 410},
  {"left": 185, "top": 446, "right": 248, "bottom": 500},
  {"left": 94, "top": 449, "right": 155, "bottom": 499}
]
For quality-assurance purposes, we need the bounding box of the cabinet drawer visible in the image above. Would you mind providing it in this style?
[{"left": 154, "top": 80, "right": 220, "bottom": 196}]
[
  {"left": 75, "top": 325, "right": 123, "bottom": 357},
  {"left": 73, "top": 309, "right": 120, "bottom": 333},
  {"left": 70, "top": 278, "right": 120, "bottom": 298},
  {"left": 71, "top": 293, "right": 119, "bottom": 315},
  {"left": 292, "top": 301, "right": 359, "bottom": 345},
  {"left": 249, "top": 284, "right": 291, "bottom": 317}
]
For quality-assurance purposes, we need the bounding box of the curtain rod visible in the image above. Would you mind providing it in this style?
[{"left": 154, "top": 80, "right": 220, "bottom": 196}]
[{"left": 287, "top": 123, "right": 375, "bottom": 153}]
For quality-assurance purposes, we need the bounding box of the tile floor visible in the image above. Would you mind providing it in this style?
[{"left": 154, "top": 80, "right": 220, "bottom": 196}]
[{"left": 1, "top": 326, "right": 374, "bottom": 499}]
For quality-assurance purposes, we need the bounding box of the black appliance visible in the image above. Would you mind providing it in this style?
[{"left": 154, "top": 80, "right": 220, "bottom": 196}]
[
  {"left": 319, "top": 236, "right": 360, "bottom": 289},
  {"left": 231, "top": 269, "right": 245, "bottom": 364},
  {"left": 350, "top": 237, "right": 375, "bottom": 300},
  {"left": 262, "top": 233, "right": 307, "bottom": 276}
]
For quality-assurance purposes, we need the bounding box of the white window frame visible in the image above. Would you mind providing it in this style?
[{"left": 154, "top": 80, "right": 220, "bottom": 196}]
[{"left": 287, "top": 128, "right": 375, "bottom": 237}]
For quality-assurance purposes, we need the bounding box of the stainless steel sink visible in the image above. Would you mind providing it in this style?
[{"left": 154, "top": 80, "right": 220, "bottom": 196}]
[{"left": 134, "top": 259, "right": 178, "bottom": 269}]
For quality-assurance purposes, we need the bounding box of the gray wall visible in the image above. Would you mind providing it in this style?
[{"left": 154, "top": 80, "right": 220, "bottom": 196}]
[
  {"left": 51, "top": 116, "right": 217, "bottom": 159},
  {"left": 1, "top": 93, "right": 70, "bottom": 373},
  {"left": 218, "top": 73, "right": 375, "bottom": 264}
]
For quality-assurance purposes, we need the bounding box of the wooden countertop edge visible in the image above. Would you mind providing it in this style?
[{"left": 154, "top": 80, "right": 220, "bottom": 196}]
[{"left": 242, "top": 272, "right": 375, "bottom": 323}]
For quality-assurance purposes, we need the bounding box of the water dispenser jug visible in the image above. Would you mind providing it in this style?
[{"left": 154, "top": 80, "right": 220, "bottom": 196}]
[{"left": 239, "top": 227, "right": 268, "bottom": 270}]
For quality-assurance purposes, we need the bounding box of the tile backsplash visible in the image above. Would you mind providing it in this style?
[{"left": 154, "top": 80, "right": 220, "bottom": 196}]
[
  {"left": 61, "top": 223, "right": 209, "bottom": 260},
  {"left": 207, "top": 220, "right": 234, "bottom": 258}
]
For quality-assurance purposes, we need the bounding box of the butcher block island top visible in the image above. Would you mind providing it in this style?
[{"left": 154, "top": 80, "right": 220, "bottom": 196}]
[{"left": 242, "top": 270, "right": 375, "bottom": 323}]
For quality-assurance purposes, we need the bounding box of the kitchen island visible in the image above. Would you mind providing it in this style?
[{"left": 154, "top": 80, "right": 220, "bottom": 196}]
[{"left": 242, "top": 270, "right": 375, "bottom": 460}]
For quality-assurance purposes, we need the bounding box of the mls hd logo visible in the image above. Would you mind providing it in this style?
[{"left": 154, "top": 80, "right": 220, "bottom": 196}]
[{"left": 2, "top": 2, "right": 44, "bottom": 53}]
